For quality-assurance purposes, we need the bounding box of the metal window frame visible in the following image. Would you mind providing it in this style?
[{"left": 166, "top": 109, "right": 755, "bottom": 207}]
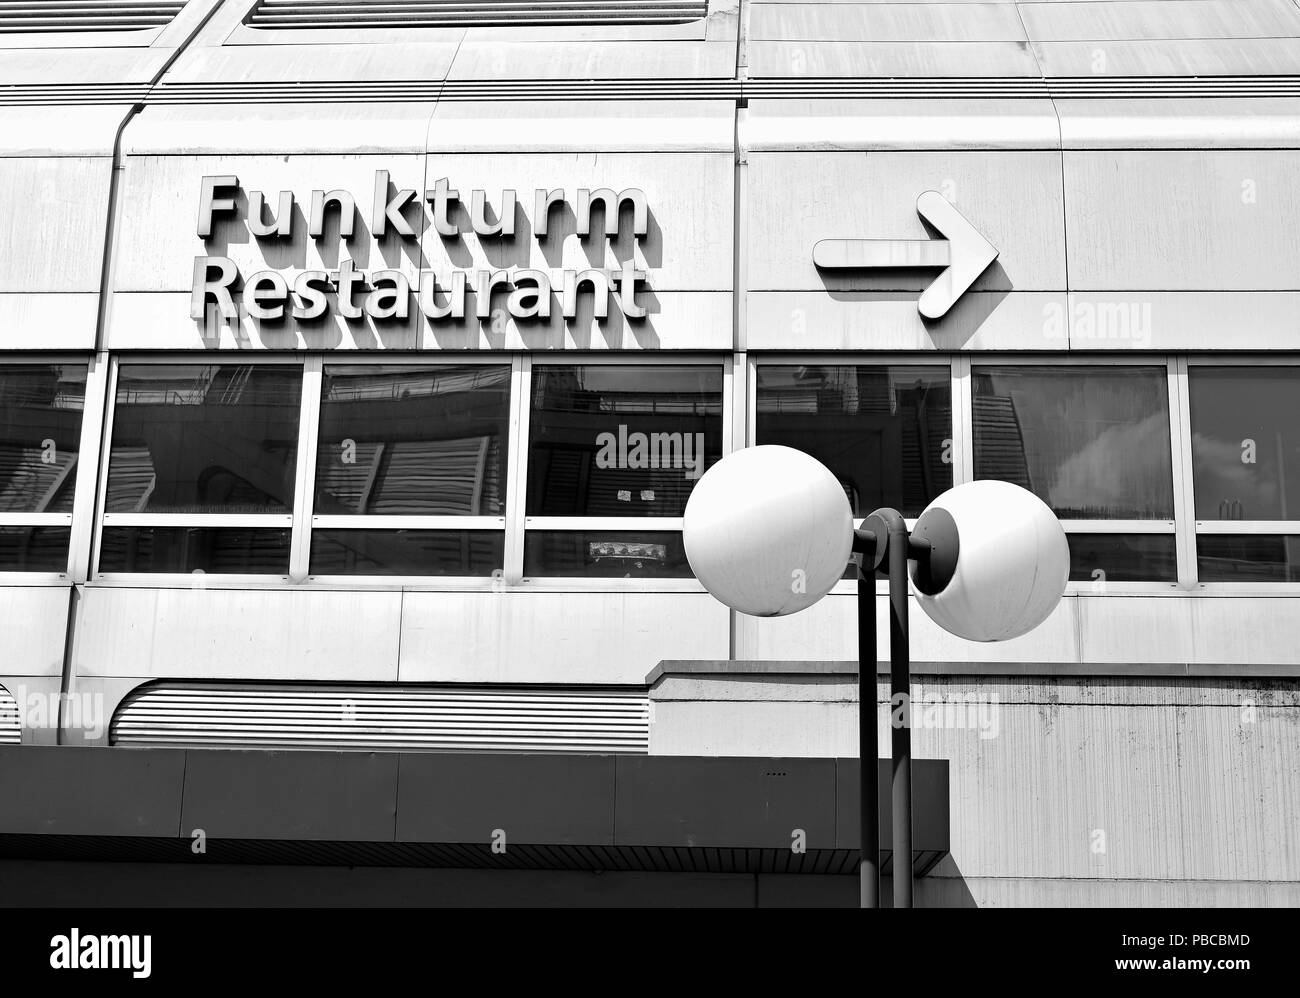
[
  {"left": 1181, "top": 356, "right": 1300, "bottom": 594},
  {"left": 93, "top": 354, "right": 306, "bottom": 583},
  {"left": 966, "top": 353, "right": 1183, "bottom": 595},
  {"left": 516, "top": 353, "right": 729, "bottom": 590},
  {"left": 300, "top": 354, "right": 515, "bottom": 585},
  {"left": 0, "top": 353, "right": 99, "bottom": 585}
]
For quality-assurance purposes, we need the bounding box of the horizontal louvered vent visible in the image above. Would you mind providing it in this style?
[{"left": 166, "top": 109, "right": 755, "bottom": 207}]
[
  {"left": 111, "top": 683, "right": 650, "bottom": 754},
  {"left": 247, "top": 0, "right": 708, "bottom": 29},
  {"left": 0, "top": 684, "right": 19, "bottom": 745},
  {"left": 0, "top": 1, "right": 185, "bottom": 32}
]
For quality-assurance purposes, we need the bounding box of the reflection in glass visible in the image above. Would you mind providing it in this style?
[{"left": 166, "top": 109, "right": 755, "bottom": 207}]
[
  {"left": 0, "top": 365, "right": 86, "bottom": 513},
  {"left": 310, "top": 529, "right": 503, "bottom": 576},
  {"left": 98, "top": 527, "right": 290, "bottom": 574},
  {"left": 106, "top": 366, "right": 301, "bottom": 514},
  {"left": 1189, "top": 367, "right": 1300, "bottom": 520},
  {"left": 1197, "top": 535, "right": 1300, "bottom": 583},
  {"left": 524, "top": 531, "right": 692, "bottom": 578},
  {"left": 316, "top": 365, "right": 510, "bottom": 516},
  {"left": 1067, "top": 534, "right": 1177, "bottom": 582},
  {"left": 527, "top": 365, "right": 723, "bottom": 518},
  {"left": 757, "top": 365, "right": 951, "bottom": 518},
  {"left": 0, "top": 527, "right": 70, "bottom": 572},
  {"left": 973, "top": 366, "right": 1172, "bottom": 519}
]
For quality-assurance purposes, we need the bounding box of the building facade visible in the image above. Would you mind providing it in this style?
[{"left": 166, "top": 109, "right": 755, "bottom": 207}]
[{"left": 1, "top": 0, "right": 1298, "bottom": 906}]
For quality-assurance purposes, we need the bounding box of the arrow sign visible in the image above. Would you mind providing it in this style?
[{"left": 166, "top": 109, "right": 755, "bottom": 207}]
[{"left": 813, "top": 190, "right": 999, "bottom": 321}]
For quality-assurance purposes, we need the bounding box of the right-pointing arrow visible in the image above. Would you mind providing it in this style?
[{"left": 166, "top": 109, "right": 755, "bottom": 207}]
[{"left": 812, "top": 190, "right": 999, "bottom": 321}]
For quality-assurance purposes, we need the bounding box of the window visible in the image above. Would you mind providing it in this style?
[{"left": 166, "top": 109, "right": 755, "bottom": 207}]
[
  {"left": 973, "top": 364, "right": 1175, "bottom": 583},
  {"left": 524, "top": 363, "right": 723, "bottom": 578},
  {"left": 308, "top": 364, "right": 510, "bottom": 576},
  {"left": 99, "top": 364, "right": 301, "bottom": 575},
  {"left": 1189, "top": 365, "right": 1300, "bottom": 583},
  {"left": 0, "top": 364, "right": 87, "bottom": 573}
]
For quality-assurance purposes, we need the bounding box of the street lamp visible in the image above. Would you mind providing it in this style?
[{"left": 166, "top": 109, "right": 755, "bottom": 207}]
[{"left": 683, "top": 445, "right": 1069, "bottom": 909}]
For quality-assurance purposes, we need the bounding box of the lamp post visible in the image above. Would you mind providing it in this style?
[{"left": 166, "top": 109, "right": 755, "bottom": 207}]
[{"left": 683, "top": 445, "right": 1069, "bottom": 910}]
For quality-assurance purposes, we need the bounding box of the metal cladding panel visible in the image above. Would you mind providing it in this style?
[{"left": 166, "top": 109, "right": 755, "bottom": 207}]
[
  {"left": 0, "top": 685, "right": 18, "bottom": 745},
  {"left": 747, "top": 150, "right": 1066, "bottom": 293},
  {"left": 744, "top": 290, "right": 1070, "bottom": 352},
  {"left": 0, "top": 745, "right": 186, "bottom": 835},
  {"left": 398, "top": 592, "right": 731, "bottom": 686},
  {"left": 834, "top": 758, "right": 949, "bottom": 862},
  {"left": 427, "top": 99, "right": 735, "bottom": 153},
  {"left": 0, "top": 587, "right": 73, "bottom": 677},
  {"left": 615, "top": 755, "right": 838, "bottom": 849},
  {"left": 73, "top": 588, "right": 405, "bottom": 681},
  {"left": 123, "top": 102, "right": 438, "bottom": 155},
  {"left": 161, "top": 41, "right": 463, "bottom": 85},
  {"left": 445, "top": 38, "right": 738, "bottom": 79},
  {"left": 1063, "top": 291, "right": 1300, "bottom": 351},
  {"left": 0, "top": 156, "right": 113, "bottom": 293},
  {"left": 112, "top": 683, "right": 651, "bottom": 753},
  {"left": 179, "top": 748, "right": 400, "bottom": 841},
  {"left": 1063, "top": 149, "right": 1300, "bottom": 291},
  {"left": 0, "top": 105, "right": 132, "bottom": 156},
  {"left": 396, "top": 754, "right": 619, "bottom": 843},
  {"left": 742, "top": 98, "right": 1062, "bottom": 152},
  {"left": 746, "top": 40, "right": 1043, "bottom": 78},
  {"left": 1033, "top": 38, "right": 1300, "bottom": 76},
  {"left": 1056, "top": 98, "right": 1300, "bottom": 150},
  {"left": 1018, "top": 0, "right": 1300, "bottom": 43},
  {"left": 749, "top": 2, "right": 1028, "bottom": 43}
]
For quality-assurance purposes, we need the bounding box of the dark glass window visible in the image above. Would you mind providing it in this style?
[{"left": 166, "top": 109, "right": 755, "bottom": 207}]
[
  {"left": 315, "top": 365, "right": 510, "bottom": 516},
  {"left": 526, "top": 365, "right": 723, "bottom": 518},
  {"left": 0, "top": 527, "right": 71, "bottom": 573},
  {"left": 1197, "top": 536, "right": 1300, "bottom": 583},
  {"left": 1188, "top": 367, "right": 1300, "bottom": 520},
  {"left": 523, "top": 531, "right": 691, "bottom": 579},
  {"left": 973, "top": 366, "right": 1173, "bottom": 519},
  {"left": 1067, "top": 534, "right": 1177, "bottom": 583},
  {"left": 310, "top": 530, "right": 502, "bottom": 576},
  {"left": 99, "top": 527, "right": 290, "bottom": 574},
  {"left": 106, "top": 365, "right": 301, "bottom": 514},
  {"left": 756, "top": 365, "right": 951, "bottom": 518},
  {"left": 0, "top": 364, "right": 86, "bottom": 514}
]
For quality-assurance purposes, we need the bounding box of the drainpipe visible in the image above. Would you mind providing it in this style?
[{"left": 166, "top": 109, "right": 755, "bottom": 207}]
[{"left": 58, "top": 0, "right": 231, "bottom": 744}]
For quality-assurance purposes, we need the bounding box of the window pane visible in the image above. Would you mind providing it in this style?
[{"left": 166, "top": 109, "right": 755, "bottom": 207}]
[
  {"left": 524, "top": 531, "right": 692, "bottom": 578},
  {"left": 310, "top": 529, "right": 503, "bottom": 576},
  {"left": 99, "top": 527, "right": 290, "bottom": 574},
  {"left": 1188, "top": 367, "right": 1300, "bottom": 520},
  {"left": 316, "top": 365, "right": 510, "bottom": 516},
  {"left": 106, "top": 365, "right": 301, "bottom": 514},
  {"left": 527, "top": 365, "right": 722, "bottom": 518},
  {"left": 1197, "top": 535, "right": 1300, "bottom": 583},
  {"left": 0, "top": 364, "right": 86, "bottom": 513},
  {"left": 1067, "top": 534, "right": 1177, "bottom": 583},
  {"left": 756, "top": 365, "right": 951, "bottom": 518},
  {"left": 0, "top": 526, "right": 70, "bottom": 572},
  {"left": 973, "top": 365, "right": 1172, "bottom": 519}
]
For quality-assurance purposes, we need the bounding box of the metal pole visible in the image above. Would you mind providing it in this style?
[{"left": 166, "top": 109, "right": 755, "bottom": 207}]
[
  {"left": 856, "top": 541, "right": 879, "bottom": 909},
  {"left": 886, "top": 512, "right": 914, "bottom": 908}
]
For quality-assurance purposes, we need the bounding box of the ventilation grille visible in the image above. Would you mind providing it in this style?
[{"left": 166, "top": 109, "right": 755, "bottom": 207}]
[
  {"left": 111, "top": 683, "right": 650, "bottom": 753},
  {"left": 247, "top": 0, "right": 708, "bottom": 29},
  {"left": 0, "top": 685, "right": 19, "bottom": 745},
  {"left": 0, "top": 1, "right": 186, "bottom": 32}
]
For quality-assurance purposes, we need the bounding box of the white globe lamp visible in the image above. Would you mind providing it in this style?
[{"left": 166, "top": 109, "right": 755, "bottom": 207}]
[
  {"left": 911, "top": 480, "right": 1069, "bottom": 641},
  {"left": 683, "top": 445, "right": 852, "bottom": 617}
]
